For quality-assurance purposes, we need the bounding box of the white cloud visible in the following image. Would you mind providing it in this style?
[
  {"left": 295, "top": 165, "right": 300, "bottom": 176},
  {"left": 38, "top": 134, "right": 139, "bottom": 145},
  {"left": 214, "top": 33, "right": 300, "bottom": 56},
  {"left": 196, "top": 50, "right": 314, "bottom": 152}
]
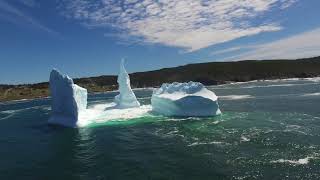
[
  {"left": 223, "top": 28, "right": 320, "bottom": 60},
  {"left": 210, "top": 47, "right": 243, "bottom": 56},
  {"left": 60, "top": 0, "right": 297, "bottom": 51}
]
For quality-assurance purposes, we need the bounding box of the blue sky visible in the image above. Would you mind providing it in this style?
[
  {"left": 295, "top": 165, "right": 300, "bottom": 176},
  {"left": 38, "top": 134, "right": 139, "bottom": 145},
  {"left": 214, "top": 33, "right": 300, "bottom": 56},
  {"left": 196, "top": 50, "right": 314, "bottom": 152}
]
[{"left": 0, "top": 0, "right": 320, "bottom": 84}]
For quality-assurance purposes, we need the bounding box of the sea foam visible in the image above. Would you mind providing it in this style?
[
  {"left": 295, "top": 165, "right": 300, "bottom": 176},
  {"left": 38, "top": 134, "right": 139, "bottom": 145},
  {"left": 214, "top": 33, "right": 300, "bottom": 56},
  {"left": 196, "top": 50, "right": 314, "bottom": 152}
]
[
  {"left": 77, "top": 103, "right": 152, "bottom": 127},
  {"left": 270, "top": 156, "right": 317, "bottom": 165}
]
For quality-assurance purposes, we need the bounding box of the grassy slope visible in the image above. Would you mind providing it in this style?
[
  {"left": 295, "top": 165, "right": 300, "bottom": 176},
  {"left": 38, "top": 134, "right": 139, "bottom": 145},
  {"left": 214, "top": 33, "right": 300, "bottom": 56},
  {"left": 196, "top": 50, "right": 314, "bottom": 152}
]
[{"left": 1, "top": 56, "right": 320, "bottom": 102}]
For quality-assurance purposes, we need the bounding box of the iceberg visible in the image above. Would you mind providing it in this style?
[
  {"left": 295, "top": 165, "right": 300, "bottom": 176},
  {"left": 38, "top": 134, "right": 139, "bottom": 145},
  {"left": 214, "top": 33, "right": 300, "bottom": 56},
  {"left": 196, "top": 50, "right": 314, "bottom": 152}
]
[
  {"left": 48, "top": 69, "right": 88, "bottom": 127},
  {"left": 114, "top": 59, "right": 140, "bottom": 108},
  {"left": 151, "top": 82, "right": 221, "bottom": 116}
]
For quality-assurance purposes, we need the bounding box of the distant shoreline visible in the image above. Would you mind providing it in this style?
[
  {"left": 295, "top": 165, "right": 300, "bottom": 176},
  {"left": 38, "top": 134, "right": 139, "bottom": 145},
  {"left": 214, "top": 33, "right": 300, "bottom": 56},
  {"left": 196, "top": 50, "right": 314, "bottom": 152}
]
[
  {"left": 2, "top": 56, "right": 320, "bottom": 102},
  {"left": 1, "top": 76, "right": 319, "bottom": 103}
]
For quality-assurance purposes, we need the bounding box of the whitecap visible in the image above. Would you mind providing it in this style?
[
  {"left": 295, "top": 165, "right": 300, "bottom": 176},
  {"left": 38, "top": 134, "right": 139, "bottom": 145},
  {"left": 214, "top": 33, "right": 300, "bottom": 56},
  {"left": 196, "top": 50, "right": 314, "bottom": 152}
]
[
  {"left": 301, "top": 92, "right": 320, "bottom": 97},
  {"left": 270, "top": 156, "right": 316, "bottom": 165},
  {"left": 160, "top": 117, "right": 202, "bottom": 122},
  {"left": 219, "top": 95, "right": 254, "bottom": 100},
  {"left": 76, "top": 103, "right": 153, "bottom": 127},
  {"left": 235, "top": 83, "right": 318, "bottom": 89},
  {"left": 188, "top": 141, "right": 230, "bottom": 147},
  {"left": 137, "top": 97, "right": 151, "bottom": 100},
  {"left": 0, "top": 109, "right": 19, "bottom": 114},
  {"left": 212, "top": 80, "right": 318, "bottom": 89},
  {"left": 304, "top": 77, "right": 320, "bottom": 82},
  {"left": 240, "top": 136, "right": 250, "bottom": 142}
]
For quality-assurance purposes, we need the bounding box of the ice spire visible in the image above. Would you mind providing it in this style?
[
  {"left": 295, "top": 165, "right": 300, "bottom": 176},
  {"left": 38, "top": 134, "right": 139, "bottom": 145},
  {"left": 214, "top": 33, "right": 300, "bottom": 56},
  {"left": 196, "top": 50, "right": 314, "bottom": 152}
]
[{"left": 114, "top": 59, "right": 140, "bottom": 108}]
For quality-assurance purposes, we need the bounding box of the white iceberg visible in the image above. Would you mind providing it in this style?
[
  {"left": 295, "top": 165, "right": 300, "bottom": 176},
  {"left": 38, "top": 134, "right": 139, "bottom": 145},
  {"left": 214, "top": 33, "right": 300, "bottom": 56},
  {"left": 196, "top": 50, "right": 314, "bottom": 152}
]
[
  {"left": 114, "top": 59, "right": 140, "bottom": 108},
  {"left": 48, "top": 69, "right": 88, "bottom": 127},
  {"left": 151, "top": 82, "right": 221, "bottom": 116}
]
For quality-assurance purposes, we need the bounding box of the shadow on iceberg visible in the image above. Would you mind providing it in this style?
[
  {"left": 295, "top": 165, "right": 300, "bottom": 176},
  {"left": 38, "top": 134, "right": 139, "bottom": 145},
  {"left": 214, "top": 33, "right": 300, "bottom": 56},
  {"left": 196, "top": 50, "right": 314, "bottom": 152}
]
[{"left": 48, "top": 69, "right": 88, "bottom": 128}]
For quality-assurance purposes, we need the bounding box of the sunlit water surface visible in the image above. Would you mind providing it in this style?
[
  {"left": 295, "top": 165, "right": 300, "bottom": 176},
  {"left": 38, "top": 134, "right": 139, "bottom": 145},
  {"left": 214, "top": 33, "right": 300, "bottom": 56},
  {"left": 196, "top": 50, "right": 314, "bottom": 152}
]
[{"left": 1, "top": 79, "right": 320, "bottom": 179}]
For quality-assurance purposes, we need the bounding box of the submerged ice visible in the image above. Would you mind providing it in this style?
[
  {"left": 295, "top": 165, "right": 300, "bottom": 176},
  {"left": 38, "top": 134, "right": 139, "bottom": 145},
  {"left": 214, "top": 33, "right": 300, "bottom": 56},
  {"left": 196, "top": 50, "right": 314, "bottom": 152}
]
[
  {"left": 114, "top": 59, "right": 140, "bottom": 108},
  {"left": 48, "top": 69, "right": 88, "bottom": 127},
  {"left": 151, "top": 82, "right": 221, "bottom": 116}
]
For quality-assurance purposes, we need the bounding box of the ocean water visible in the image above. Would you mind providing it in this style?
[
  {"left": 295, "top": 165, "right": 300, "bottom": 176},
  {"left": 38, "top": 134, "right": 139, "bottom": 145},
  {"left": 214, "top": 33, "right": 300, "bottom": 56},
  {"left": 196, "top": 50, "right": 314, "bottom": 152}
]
[{"left": 0, "top": 79, "right": 320, "bottom": 179}]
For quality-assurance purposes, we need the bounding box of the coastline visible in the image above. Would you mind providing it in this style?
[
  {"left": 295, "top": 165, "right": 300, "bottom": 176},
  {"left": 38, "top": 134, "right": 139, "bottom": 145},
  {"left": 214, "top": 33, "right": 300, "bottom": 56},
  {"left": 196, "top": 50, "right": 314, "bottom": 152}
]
[
  {"left": 1, "top": 77, "right": 319, "bottom": 103},
  {"left": 2, "top": 56, "right": 320, "bottom": 103}
]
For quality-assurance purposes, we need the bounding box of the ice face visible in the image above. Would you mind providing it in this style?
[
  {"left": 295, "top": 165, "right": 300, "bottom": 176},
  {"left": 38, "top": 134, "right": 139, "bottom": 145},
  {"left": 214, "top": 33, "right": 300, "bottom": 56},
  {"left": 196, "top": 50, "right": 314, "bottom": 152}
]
[
  {"left": 114, "top": 60, "right": 140, "bottom": 108},
  {"left": 48, "top": 69, "right": 88, "bottom": 127},
  {"left": 151, "top": 82, "right": 221, "bottom": 116}
]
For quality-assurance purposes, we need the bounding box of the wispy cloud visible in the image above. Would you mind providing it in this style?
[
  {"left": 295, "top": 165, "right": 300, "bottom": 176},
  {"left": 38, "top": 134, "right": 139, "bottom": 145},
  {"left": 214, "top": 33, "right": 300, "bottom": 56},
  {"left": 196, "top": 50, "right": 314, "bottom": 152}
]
[
  {"left": 280, "top": 0, "right": 298, "bottom": 9},
  {"left": 0, "top": 0, "right": 57, "bottom": 35},
  {"left": 210, "top": 47, "right": 243, "bottom": 56},
  {"left": 222, "top": 28, "right": 320, "bottom": 60},
  {"left": 59, "top": 0, "right": 297, "bottom": 52},
  {"left": 19, "top": 0, "right": 38, "bottom": 8}
]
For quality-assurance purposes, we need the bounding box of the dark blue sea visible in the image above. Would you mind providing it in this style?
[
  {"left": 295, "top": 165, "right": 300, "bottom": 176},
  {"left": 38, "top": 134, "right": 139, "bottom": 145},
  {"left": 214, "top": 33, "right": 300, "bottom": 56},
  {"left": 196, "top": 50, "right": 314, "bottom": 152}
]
[{"left": 1, "top": 79, "right": 320, "bottom": 179}]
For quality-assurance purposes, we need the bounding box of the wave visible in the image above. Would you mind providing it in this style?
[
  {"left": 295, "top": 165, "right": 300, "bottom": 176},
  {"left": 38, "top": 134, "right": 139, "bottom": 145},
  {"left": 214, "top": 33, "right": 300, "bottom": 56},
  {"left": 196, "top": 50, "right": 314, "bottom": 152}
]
[
  {"left": 283, "top": 124, "right": 308, "bottom": 135},
  {"left": 303, "top": 77, "right": 320, "bottom": 82},
  {"left": 240, "top": 136, "right": 250, "bottom": 142},
  {"left": 301, "top": 92, "right": 320, "bottom": 97},
  {"left": 133, "top": 87, "right": 156, "bottom": 91},
  {"left": 218, "top": 92, "right": 320, "bottom": 101},
  {"left": 0, "top": 109, "right": 21, "bottom": 121},
  {"left": 160, "top": 117, "right": 203, "bottom": 122},
  {"left": 261, "top": 77, "right": 320, "bottom": 82},
  {"left": 0, "top": 97, "right": 50, "bottom": 105},
  {"left": 137, "top": 97, "right": 151, "bottom": 100},
  {"left": 270, "top": 156, "right": 317, "bottom": 165},
  {"left": 188, "top": 141, "right": 230, "bottom": 147},
  {"left": 0, "top": 105, "right": 50, "bottom": 114},
  {"left": 215, "top": 83, "right": 318, "bottom": 90},
  {"left": 243, "top": 83, "right": 311, "bottom": 89},
  {"left": 0, "top": 110, "right": 18, "bottom": 114},
  {"left": 223, "top": 77, "right": 320, "bottom": 84},
  {"left": 219, "top": 95, "right": 254, "bottom": 100},
  {"left": 0, "top": 113, "right": 15, "bottom": 121},
  {"left": 0, "top": 105, "right": 51, "bottom": 121}
]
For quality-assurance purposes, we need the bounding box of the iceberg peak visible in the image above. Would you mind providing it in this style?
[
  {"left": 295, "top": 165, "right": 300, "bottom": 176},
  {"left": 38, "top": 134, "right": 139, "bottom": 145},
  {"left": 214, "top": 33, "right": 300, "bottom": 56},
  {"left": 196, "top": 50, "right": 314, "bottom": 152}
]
[{"left": 114, "top": 59, "right": 140, "bottom": 108}]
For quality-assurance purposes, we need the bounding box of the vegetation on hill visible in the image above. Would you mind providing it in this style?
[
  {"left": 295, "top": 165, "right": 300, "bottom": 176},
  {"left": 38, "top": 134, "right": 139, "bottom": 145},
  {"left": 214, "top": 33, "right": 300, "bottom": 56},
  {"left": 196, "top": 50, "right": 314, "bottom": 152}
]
[{"left": 1, "top": 56, "right": 320, "bottom": 102}]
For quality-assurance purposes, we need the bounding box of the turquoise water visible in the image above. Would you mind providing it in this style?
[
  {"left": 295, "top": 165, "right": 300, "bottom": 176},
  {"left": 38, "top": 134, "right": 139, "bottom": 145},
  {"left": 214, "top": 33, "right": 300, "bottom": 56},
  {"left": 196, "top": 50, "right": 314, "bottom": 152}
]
[{"left": 0, "top": 79, "right": 320, "bottom": 179}]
